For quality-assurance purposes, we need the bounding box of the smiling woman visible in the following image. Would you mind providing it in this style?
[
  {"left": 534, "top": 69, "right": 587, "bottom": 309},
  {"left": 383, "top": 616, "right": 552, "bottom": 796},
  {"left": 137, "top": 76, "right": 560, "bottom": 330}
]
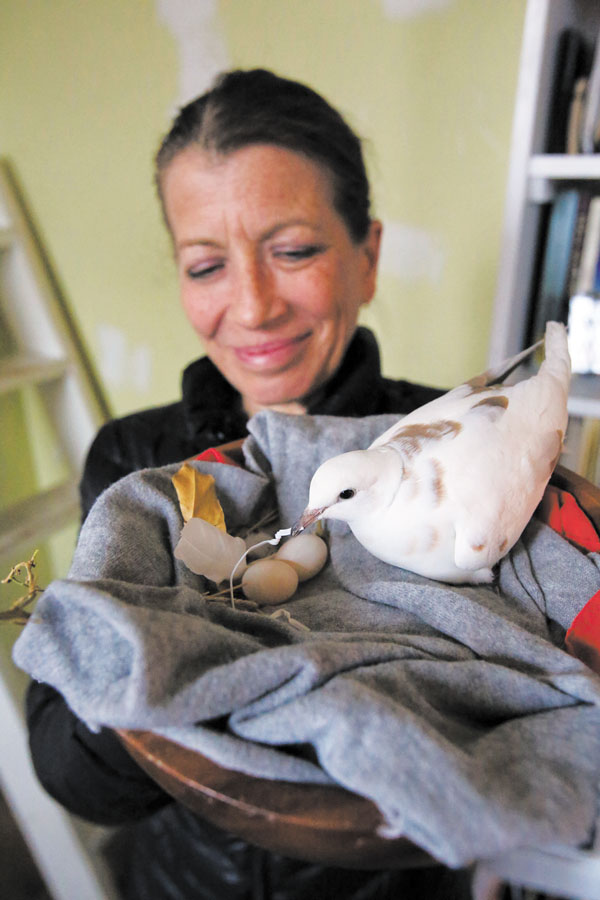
[
  {"left": 155, "top": 68, "right": 384, "bottom": 416},
  {"left": 162, "top": 143, "right": 381, "bottom": 415},
  {"left": 23, "top": 69, "right": 477, "bottom": 900}
]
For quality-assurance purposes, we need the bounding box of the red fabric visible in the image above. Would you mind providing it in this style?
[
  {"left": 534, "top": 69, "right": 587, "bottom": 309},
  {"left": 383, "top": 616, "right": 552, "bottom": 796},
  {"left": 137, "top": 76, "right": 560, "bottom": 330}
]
[
  {"left": 538, "top": 486, "right": 600, "bottom": 675},
  {"left": 537, "top": 486, "right": 600, "bottom": 553},
  {"left": 195, "top": 448, "right": 241, "bottom": 468},
  {"left": 566, "top": 590, "right": 600, "bottom": 676}
]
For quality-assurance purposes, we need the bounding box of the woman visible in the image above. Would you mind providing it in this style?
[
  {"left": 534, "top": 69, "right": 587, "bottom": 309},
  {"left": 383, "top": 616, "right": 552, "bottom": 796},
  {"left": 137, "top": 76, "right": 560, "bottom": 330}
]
[
  {"left": 27, "top": 70, "right": 470, "bottom": 899},
  {"left": 80, "top": 68, "right": 441, "bottom": 518}
]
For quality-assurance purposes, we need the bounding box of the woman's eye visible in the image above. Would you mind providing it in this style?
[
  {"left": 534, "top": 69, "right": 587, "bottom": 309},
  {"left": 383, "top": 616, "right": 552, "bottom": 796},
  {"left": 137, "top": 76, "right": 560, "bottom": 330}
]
[
  {"left": 186, "top": 262, "right": 224, "bottom": 280},
  {"left": 275, "top": 245, "right": 324, "bottom": 262}
]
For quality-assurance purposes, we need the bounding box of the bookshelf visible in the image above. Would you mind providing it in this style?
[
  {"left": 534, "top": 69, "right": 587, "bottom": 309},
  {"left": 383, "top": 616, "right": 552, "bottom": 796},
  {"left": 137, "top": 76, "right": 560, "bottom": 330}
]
[
  {"left": 490, "top": 0, "right": 600, "bottom": 430},
  {"left": 528, "top": 154, "right": 600, "bottom": 181}
]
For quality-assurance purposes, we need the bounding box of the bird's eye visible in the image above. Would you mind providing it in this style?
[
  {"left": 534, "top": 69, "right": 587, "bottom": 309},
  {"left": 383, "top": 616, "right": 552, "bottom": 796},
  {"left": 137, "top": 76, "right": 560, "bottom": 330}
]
[{"left": 338, "top": 488, "right": 355, "bottom": 500}]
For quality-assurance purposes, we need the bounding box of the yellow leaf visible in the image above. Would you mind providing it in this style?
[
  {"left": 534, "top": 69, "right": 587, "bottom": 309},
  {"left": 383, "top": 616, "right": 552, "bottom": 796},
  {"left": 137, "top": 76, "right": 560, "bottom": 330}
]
[{"left": 172, "top": 464, "right": 226, "bottom": 530}]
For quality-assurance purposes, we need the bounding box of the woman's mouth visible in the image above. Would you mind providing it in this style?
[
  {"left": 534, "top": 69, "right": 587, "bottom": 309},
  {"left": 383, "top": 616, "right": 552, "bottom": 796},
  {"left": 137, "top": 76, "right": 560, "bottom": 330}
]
[{"left": 233, "top": 333, "right": 311, "bottom": 368}]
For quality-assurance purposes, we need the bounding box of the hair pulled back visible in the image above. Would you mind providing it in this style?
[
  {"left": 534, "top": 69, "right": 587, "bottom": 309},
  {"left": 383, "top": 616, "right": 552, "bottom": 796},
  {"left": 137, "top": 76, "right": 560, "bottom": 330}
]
[{"left": 155, "top": 68, "right": 372, "bottom": 242}]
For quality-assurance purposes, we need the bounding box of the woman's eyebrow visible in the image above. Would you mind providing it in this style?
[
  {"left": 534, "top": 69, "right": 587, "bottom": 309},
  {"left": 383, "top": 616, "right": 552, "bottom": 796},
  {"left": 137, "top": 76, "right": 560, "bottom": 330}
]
[
  {"left": 178, "top": 219, "right": 322, "bottom": 250},
  {"left": 260, "top": 219, "right": 322, "bottom": 241},
  {"left": 177, "top": 237, "right": 222, "bottom": 250}
]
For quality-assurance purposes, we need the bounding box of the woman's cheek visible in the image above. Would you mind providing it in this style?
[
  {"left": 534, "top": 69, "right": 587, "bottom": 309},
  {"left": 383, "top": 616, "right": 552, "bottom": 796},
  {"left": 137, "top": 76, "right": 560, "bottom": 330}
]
[
  {"left": 287, "top": 271, "right": 334, "bottom": 321},
  {"left": 297, "top": 258, "right": 350, "bottom": 321},
  {"left": 181, "top": 284, "right": 219, "bottom": 338}
]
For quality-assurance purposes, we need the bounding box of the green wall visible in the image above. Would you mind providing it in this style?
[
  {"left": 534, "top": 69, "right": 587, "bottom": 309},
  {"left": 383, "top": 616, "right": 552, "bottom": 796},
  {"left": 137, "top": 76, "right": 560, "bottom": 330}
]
[{"left": 1, "top": 0, "right": 526, "bottom": 423}]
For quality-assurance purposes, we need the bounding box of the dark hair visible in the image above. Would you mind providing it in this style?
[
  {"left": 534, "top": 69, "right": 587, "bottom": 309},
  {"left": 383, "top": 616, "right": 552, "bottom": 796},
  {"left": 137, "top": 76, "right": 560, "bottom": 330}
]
[{"left": 155, "top": 68, "right": 372, "bottom": 242}]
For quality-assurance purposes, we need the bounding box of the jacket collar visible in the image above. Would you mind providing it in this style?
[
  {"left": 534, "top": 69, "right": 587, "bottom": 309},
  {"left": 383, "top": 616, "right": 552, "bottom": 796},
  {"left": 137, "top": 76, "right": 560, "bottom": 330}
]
[
  {"left": 304, "top": 327, "right": 384, "bottom": 417},
  {"left": 181, "top": 327, "right": 385, "bottom": 443}
]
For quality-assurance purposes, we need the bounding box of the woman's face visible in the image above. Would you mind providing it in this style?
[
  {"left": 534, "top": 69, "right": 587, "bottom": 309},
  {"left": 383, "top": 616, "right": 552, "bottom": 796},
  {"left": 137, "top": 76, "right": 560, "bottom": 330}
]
[{"left": 161, "top": 144, "right": 381, "bottom": 416}]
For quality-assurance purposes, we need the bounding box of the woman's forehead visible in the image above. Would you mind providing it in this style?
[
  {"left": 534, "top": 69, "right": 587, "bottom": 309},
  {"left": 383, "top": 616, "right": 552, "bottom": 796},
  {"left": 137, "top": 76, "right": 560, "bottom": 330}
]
[
  {"left": 163, "top": 143, "right": 336, "bottom": 197},
  {"left": 162, "top": 144, "right": 342, "bottom": 242}
]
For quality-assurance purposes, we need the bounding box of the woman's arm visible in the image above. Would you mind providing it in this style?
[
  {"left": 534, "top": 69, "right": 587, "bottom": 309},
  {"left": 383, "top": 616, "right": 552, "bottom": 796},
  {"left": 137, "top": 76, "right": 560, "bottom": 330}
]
[
  {"left": 79, "top": 400, "right": 203, "bottom": 521},
  {"left": 26, "top": 680, "right": 170, "bottom": 825}
]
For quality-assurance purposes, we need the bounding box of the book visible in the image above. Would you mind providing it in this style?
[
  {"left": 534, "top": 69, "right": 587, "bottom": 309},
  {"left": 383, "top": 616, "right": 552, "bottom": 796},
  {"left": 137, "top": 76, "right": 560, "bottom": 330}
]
[
  {"left": 567, "top": 76, "right": 588, "bottom": 153},
  {"left": 567, "top": 188, "right": 593, "bottom": 296},
  {"left": 547, "top": 29, "right": 589, "bottom": 153},
  {"left": 579, "top": 418, "right": 600, "bottom": 485},
  {"left": 582, "top": 28, "right": 600, "bottom": 153},
  {"left": 574, "top": 195, "right": 600, "bottom": 295},
  {"left": 530, "top": 189, "right": 582, "bottom": 343}
]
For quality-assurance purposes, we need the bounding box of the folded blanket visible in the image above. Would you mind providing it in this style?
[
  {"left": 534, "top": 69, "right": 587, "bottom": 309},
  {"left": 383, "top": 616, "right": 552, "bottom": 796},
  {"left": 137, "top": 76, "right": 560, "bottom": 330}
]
[{"left": 13, "top": 411, "right": 600, "bottom": 868}]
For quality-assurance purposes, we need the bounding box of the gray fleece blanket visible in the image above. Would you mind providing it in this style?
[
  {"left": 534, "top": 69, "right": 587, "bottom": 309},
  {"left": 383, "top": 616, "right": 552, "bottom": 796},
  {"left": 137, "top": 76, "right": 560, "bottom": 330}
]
[{"left": 13, "top": 411, "right": 600, "bottom": 868}]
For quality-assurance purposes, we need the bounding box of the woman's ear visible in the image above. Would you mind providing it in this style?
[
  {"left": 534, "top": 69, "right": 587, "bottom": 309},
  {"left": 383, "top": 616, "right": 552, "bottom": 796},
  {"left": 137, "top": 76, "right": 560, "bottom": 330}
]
[{"left": 361, "top": 220, "right": 382, "bottom": 304}]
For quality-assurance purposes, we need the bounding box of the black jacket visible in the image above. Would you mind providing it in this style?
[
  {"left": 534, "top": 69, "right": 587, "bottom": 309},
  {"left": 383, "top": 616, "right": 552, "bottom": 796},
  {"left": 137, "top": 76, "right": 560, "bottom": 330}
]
[{"left": 26, "top": 329, "right": 472, "bottom": 899}]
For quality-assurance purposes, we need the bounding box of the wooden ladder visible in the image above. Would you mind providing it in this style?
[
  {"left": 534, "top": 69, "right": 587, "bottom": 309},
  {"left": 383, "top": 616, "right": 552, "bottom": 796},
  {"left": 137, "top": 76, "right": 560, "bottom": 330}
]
[{"left": 0, "top": 157, "right": 119, "bottom": 900}]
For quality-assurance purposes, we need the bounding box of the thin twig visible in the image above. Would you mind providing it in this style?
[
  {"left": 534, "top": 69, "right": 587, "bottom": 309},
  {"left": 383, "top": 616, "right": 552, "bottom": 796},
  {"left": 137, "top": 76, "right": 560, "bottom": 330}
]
[
  {"left": 237, "top": 507, "right": 279, "bottom": 538},
  {"left": 1, "top": 551, "right": 43, "bottom": 624}
]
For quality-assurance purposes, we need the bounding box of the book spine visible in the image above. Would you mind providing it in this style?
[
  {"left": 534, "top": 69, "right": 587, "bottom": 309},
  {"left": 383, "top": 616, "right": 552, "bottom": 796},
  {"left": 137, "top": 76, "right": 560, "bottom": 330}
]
[
  {"left": 582, "top": 29, "right": 600, "bottom": 153},
  {"left": 567, "top": 76, "right": 588, "bottom": 154},
  {"left": 547, "top": 29, "right": 587, "bottom": 153},
  {"left": 568, "top": 189, "right": 593, "bottom": 296},
  {"left": 531, "top": 189, "right": 581, "bottom": 343},
  {"left": 575, "top": 196, "right": 600, "bottom": 295}
]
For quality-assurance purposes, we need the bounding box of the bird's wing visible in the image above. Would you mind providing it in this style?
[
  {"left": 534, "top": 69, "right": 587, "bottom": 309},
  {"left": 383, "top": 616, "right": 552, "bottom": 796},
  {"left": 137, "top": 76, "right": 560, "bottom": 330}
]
[
  {"left": 448, "top": 394, "right": 565, "bottom": 571},
  {"left": 452, "top": 425, "right": 564, "bottom": 571},
  {"left": 369, "top": 381, "right": 512, "bottom": 451},
  {"left": 369, "top": 336, "right": 544, "bottom": 451},
  {"left": 378, "top": 353, "right": 567, "bottom": 571}
]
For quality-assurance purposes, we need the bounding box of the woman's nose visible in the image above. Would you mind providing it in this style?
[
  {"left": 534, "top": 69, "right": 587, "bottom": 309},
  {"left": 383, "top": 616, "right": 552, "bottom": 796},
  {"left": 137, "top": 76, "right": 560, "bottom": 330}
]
[{"left": 230, "top": 260, "right": 283, "bottom": 328}]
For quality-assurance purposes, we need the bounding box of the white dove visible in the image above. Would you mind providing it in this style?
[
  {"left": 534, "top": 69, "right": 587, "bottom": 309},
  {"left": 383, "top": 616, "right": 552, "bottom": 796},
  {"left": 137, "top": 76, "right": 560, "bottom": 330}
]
[{"left": 294, "top": 321, "right": 571, "bottom": 584}]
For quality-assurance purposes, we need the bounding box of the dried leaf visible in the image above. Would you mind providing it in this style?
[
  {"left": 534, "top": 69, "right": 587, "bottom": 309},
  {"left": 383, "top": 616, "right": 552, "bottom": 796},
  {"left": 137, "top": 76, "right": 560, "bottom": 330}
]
[
  {"left": 174, "top": 518, "right": 247, "bottom": 583},
  {"left": 172, "top": 464, "right": 226, "bottom": 529}
]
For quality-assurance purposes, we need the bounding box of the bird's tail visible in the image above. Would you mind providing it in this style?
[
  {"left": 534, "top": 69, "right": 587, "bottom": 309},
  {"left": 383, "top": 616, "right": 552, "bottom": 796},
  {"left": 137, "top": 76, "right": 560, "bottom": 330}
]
[
  {"left": 539, "top": 320, "right": 571, "bottom": 390},
  {"left": 471, "top": 339, "right": 543, "bottom": 388},
  {"left": 473, "top": 321, "right": 571, "bottom": 389}
]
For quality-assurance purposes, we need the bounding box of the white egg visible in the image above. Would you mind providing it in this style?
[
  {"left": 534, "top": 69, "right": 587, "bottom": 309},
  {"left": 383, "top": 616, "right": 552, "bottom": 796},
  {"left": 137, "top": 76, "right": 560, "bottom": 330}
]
[
  {"left": 275, "top": 534, "right": 328, "bottom": 582},
  {"left": 241, "top": 558, "right": 299, "bottom": 605}
]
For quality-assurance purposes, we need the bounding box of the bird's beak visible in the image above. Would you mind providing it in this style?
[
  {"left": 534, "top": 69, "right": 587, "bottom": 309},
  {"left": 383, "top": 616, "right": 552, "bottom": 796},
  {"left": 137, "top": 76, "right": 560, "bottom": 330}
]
[{"left": 291, "top": 507, "right": 326, "bottom": 536}]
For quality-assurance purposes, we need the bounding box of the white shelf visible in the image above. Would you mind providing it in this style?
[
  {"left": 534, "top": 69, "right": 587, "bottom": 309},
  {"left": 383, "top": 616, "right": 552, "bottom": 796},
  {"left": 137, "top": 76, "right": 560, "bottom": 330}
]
[{"left": 529, "top": 153, "right": 600, "bottom": 180}]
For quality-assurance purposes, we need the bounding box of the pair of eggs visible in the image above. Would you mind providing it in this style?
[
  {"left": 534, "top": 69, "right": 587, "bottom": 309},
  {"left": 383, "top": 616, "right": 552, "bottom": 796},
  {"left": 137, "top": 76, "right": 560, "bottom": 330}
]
[{"left": 241, "top": 533, "right": 328, "bottom": 605}]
